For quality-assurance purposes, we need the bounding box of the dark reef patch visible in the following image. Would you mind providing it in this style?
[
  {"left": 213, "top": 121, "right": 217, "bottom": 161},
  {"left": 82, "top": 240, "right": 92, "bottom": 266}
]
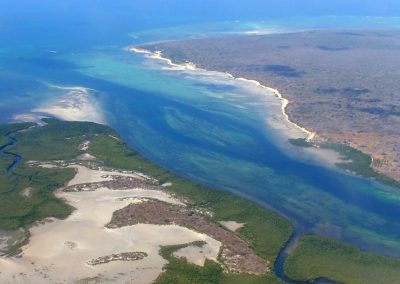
[
  {"left": 246, "top": 64, "right": 305, "bottom": 77},
  {"left": 316, "top": 45, "right": 350, "bottom": 51},
  {"left": 314, "top": 87, "right": 370, "bottom": 96}
]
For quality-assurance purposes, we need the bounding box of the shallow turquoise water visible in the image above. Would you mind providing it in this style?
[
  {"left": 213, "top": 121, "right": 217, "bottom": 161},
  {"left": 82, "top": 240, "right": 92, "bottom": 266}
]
[{"left": 1, "top": 1, "right": 400, "bottom": 256}]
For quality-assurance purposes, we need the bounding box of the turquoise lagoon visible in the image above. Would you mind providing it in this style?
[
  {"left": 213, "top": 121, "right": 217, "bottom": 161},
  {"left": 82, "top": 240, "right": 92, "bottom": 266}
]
[{"left": 1, "top": 1, "right": 400, "bottom": 257}]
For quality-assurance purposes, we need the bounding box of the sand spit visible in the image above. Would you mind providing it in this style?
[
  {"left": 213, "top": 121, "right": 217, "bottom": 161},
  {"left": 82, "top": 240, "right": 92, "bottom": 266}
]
[
  {"left": 32, "top": 84, "right": 106, "bottom": 125},
  {"left": 129, "top": 47, "right": 196, "bottom": 71},
  {"left": 0, "top": 163, "right": 221, "bottom": 283},
  {"left": 12, "top": 114, "right": 48, "bottom": 126}
]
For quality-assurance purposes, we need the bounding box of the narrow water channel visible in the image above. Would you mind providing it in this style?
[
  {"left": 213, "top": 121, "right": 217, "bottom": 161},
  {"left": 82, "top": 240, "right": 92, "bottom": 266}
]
[{"left": 0, "top": 131, "right": 22, "bottom": 175}]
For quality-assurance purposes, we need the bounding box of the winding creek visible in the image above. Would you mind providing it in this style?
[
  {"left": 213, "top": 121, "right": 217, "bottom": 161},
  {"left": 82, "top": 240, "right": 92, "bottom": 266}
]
[
  {"left": 2, "top": 7, "right": 400, "bottom": 282},
  {"left": 275, "top": 232, "right": 337, "bottom": 284},
  {"left": 0, "top": 121, "right": 334, "bottom": 283},
  {"left": 0, "top": 131, "right": 22, "bottom": 175}
]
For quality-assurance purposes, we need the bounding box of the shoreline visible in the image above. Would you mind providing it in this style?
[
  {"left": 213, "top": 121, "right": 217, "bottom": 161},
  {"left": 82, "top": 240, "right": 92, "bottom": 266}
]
[
  {"left": 0, "top": 120, "right": 291, "bottom": 283},
  {"left": 129, "top": 46, "right": 398, "bottom": 180},
  {"left": 2, "top": 114, "right": 400, "bottom": 283},
  {"left": 32, "top": 84, "right": 107, "bottom": 125},
  {"left": 129, "top": 47, "right": 316, "bottom": 142}
]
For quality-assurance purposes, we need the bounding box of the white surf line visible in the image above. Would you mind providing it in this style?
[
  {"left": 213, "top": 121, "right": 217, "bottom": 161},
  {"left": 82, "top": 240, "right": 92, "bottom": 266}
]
[
  {"left": 236, "top": 78, "right": 316, "bottom": 141},
  {"left": 129, "top": 47, "right": 316, "bottom": 141},
  {"left": 42, "top": 82, "right": 96, "bottom": 93},
  {"left": 129, "top": 47, "right": 196, "bottom": 71}
]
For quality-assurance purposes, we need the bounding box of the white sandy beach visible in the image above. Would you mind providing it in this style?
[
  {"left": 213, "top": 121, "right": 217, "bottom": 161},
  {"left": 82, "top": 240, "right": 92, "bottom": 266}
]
[
  {"left": 130, "top": 47, "right": 344, "bottom": 168},
  {"left": 130, "top": 47, "right": 311, "bottom": 139}
]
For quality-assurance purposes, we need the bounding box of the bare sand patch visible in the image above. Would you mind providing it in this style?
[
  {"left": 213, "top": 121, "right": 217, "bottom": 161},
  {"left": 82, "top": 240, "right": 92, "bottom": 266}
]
[
  {"left": 76, "top": 153, "right": 97, "bottom": 161},
  {"left": 66, "top": 164, "right": 147, "bottom": 186},
  {"left": 110, "top": 200, "right": 268, "bottom": 274},
  {"left": 173, "top": 242, "right": 220, "bottom": 266},
  {"left": 0, "top": 164, "right": 220, "bottom": 283},
  {"left": 20, "top": 187, "right": 33, "bottom": 199},
  {"left": 78, "top": 140, "right": 91, "bottom": 151},
  {"left": 0, "top": 229, "right": 28, "bottom": 256},
  {"left": 219, "top": 221, "right": 245, "bottom": 232}
]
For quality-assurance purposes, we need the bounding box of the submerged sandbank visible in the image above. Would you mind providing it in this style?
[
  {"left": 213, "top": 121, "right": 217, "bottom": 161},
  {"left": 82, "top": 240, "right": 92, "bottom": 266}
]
[
  {"left": 129, "top": 47, "right": 343, "bottom": 168},
  {"left": 31, "top": 84, "right": 106, "bottom": 125}
]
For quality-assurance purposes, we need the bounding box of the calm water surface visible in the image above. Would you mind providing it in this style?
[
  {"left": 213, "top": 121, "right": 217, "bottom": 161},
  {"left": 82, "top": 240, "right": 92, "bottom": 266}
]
[{"left": 1, "top": 1, "right": 400, "bottom": 257}]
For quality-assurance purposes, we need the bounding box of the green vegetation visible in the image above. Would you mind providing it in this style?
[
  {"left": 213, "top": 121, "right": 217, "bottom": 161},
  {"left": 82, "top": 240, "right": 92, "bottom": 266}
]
[
  {"left": 89, "top": 127, "right": 295, "bottom": 283},
  {"left": 3, "top": 119, "right": 400, "bottom": 283},
  {"left": 89, "top": 132, "right": 292, "bottom": 263},
  {"left": 0, "top": 119, "right": 112, "bottom": 230},
  {"left": 155, "top": 242, "right": 282, "bottom": 284},
  {"left": 288, "top": 138, "right": 314, "bottom": 148},
  {"left": 289, "top": 138, "right": 400, "bottom": 188},
  {"left": 12, "top": 119, "right": 113, "bottom": 161},
  {"left": 155, "top": 242, "right": 224, "bottom": 284},
  {"left": 322, "top": 142, "right": 400, "bottom": 188},
  {"left": 1, "top": 120, "right": 289, "bottom": 282},
  {"left": 0, "top": 165, "right": 74, "bottom": 230},
  {"left": 90, "top": 127, "right": 292, "bottom": 283},
  {"left": 0, "top": 122, "right": 34, "bottom": 136},
  {"left": 285, "top": 235, "right": 400, "bottom": 284}
]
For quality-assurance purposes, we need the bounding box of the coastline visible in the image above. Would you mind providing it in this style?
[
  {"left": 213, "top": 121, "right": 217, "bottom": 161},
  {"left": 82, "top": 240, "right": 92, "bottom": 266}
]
[
  {"left": 0, "top": 120, "right": 292, "bottom": 283},
  {"left": 129, "top": 47, "right": 316, "bottom": 142},
  {"left": 130, "top": 47, "right": 400, "bottom": 178},
  {"left": 3, "top": 120, "right": 400, "bottom": 284}
]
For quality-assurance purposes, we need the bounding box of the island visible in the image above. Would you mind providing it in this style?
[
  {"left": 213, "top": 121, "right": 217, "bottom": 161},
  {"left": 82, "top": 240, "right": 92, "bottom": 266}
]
[{"left": 1, "top": 119, "right": 400, "bottom": 283}]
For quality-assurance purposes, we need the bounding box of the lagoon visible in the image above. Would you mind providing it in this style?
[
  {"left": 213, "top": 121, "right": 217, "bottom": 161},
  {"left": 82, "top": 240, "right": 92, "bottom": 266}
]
[{"left": 1, "top": 2, "right": 400, "bottom": 258}]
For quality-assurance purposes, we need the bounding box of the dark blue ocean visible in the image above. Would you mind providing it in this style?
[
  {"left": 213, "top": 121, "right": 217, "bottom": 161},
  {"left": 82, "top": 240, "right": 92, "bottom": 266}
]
[{"left": 2, "top": 0, "right": 400, "bottom": 256}]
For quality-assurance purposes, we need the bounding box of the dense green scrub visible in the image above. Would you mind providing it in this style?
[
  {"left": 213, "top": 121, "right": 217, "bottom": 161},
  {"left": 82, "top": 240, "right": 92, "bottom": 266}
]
[
  {"left": 0, "top": 122, "right": 71, "bottom": 229},
  {"left": 0, "top": 120, "right": 111, "bottom": 230},
  {"left": 2, "top": 120, "right": 400, "bottom": 283},
  {"left": 0, "top": 120, "right": 290, "bottom": 282},
  {"left": 0, "top": 120, "right": 112, "bottom": 229},
  {"left": 289, "top": 138, "right": 400, "bottom": 188},
  {"left": 285, "top": 235, "right": 400, "bottom": 284},
  {"left": 89, "top": 132, "right": 292, "bottom": 264},
  {"left": 89, "top": 128, "right": 292, "bottom": 283},
  {"left": 155, "top": 242, "right": 282, "bottom": 284}
]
